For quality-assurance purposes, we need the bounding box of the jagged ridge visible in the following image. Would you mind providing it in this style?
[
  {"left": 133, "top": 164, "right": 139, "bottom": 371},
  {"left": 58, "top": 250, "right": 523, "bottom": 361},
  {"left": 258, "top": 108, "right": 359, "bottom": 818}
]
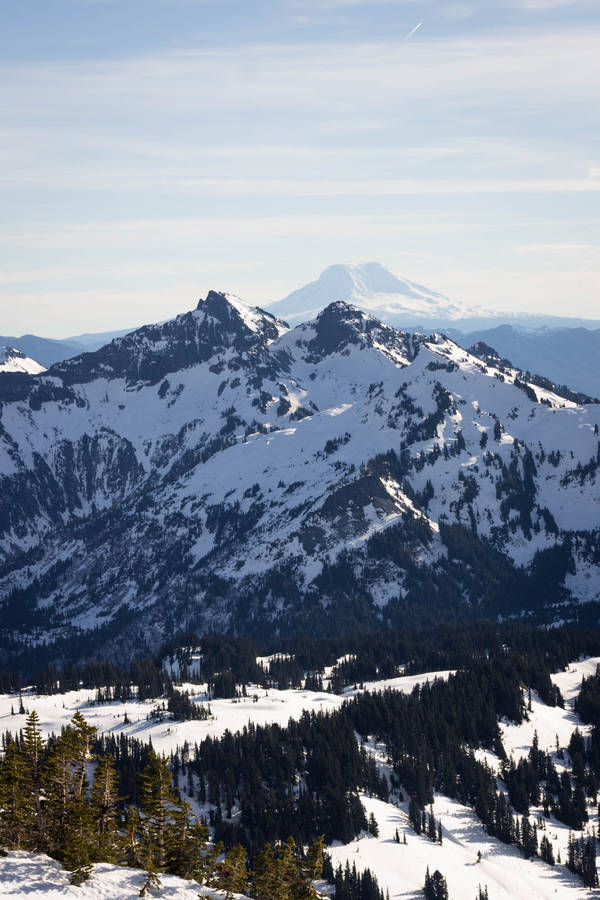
[{"left": 0, "top": 293, "right": 599, "bottom": 664}]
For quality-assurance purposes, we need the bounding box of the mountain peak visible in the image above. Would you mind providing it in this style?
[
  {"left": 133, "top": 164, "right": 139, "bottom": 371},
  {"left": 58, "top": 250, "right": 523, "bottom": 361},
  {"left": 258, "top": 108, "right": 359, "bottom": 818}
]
[
  {"left": 45, "top": 291, "right": 287, "bottom": 388},
  {"left": 291, "top": 300, "right": 419, "bottom": 367},
  {"left": 0, "top": 345, "right": 46, "bottom": 375},
  {"left": 268, "top": 261, "right": 467, "bottom": 325},
  {"left": 198, "top": 290, "right": 287, "bottom": 339},
  {"left": 319, "top": 261, "right": 431, "bottom": 299}
]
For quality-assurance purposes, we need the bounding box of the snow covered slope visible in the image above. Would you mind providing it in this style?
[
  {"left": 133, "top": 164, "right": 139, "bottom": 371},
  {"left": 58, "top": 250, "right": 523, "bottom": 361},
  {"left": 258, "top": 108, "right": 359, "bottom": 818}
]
[
  {"left": 0, "top": 345, "right": 45, "bottom": 375},
  {"left": 1, "top": 292, "right": 600, "bottom": 664},
  {"left": 0, "top": 852, "right": 241, "bottom": 900},
  {"left": 0, "top": 668, "right": 452, "bottom": 757}
]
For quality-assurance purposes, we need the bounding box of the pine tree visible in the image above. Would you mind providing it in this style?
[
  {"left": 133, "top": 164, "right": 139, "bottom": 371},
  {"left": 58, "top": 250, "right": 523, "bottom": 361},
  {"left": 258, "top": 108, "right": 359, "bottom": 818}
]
[
  {"left": 123, "top": 806, "right": 144, "bottom": 870},
  {"left": 42, "top": 727, "right": 78, "bottom": 856},
  {"left": 139, "top": 751, "right": 177, "bottom": 871},
  {"left": 219, "top": 844, "right": 248, "bottom": 899},
  {"left": 0, "top": 741, "right": 36, "bottom": 850},
  {"left": 70, "top": 711, "right": 97, "bottom": 800},
  {"left": 138, "top": 843, "right": 161, "bottom": 898},
  {"left": 89, "top": 755, "right": 121, "bottom": 863},
  {"left": 539, "top": 834, "right": 555, "bottom": 865},
  {"left": 62, "top": 799, "right": 94, "bottom": 885},
  {"left": 22, "top": 709, "right": 46, "bottom": 847},
  {"left": 252, "top": 843, "right": 277, "bottom": 899},
  {"left": 368, "top": 811, "right": 380, "bottom": 837},
  {"left": 424, "top": 867, "right": 449, "bottom": 900}
]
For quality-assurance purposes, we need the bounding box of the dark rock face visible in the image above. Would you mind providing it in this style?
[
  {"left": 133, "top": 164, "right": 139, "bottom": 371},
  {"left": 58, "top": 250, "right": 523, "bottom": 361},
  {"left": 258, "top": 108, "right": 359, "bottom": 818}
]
[{"left": 47, "top": 292, "right": 285, "bottom": 388}]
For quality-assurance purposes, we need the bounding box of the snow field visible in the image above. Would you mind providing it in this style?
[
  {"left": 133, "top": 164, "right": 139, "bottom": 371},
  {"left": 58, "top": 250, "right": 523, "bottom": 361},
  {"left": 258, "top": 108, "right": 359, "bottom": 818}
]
[
  {"left": 0, "top": 669, "right": 452, "bottom": 757},
  {"left": 0, "top": 851, "right": 248, "bottom": 899}
]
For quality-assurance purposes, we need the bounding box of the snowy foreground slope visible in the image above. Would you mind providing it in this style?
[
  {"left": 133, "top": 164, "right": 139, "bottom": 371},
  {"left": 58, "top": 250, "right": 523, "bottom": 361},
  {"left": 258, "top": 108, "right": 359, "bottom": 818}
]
[
  {"left": 0, "top": 852, "right": 245, "bottom": 900},
  {"left": 2, "top": 661, "right": 600, "bottom": 899},
  {"left": 1, "top": 291, "right": 600, "bottom": 662}
]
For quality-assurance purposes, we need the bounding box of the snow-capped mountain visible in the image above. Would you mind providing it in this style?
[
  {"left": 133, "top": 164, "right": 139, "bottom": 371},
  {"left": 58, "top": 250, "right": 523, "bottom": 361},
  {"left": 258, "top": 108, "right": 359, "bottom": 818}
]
[
  {"left": 1, "top": 291, "right": 600, "bottom": 665},
  {"left": 0, "top": 345, "right": 46, "bottom": 375},
  {"left": 268, "top": 261, "right": 600, "bottom": 334},
  {"left": 268, "top": 262, "right": 472, "bottom": 325}
]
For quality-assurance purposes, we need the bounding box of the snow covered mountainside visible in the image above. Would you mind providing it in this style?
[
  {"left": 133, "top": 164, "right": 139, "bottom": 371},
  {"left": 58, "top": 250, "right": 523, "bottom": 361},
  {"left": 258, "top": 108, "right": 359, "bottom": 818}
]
[
  {"left": 0, "top": 345, "right": 45, "bottom": 375},
  {"left": 1, "top": 290, "right": 600, "bottom": 665}
]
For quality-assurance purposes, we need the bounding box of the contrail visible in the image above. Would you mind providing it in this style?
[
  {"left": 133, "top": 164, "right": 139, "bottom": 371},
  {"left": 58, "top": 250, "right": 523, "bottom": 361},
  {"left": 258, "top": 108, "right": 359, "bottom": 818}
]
[{"left": 405, "top": 21, "right": 423, "bottom": 39}]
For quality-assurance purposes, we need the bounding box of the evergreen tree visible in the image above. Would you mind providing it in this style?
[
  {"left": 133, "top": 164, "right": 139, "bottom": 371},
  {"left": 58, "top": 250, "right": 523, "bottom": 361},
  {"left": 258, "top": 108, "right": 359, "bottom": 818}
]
[
  {"left": 539, "top": 835, "right": 555, "bottom": 865},
  {"left": 42, "top": 727, "right": 78, "bottom": 856},
  {"left": 0, "top": 741, "right": 36, "bottom": 850},
  {"left": 89, "top": 755, "right": 121, "bottom": 863},
  {"left": 139, "top": 751, "right": 178, "bottom": 870},
  {"left": 252, "top": 843, "right": 277, "bottom": 899},
  {"left": 368, "top": 812, "right": 380, "bottom": 837},
  {"left": 424, "top": 867, "right": 449, "bottom": 900},
  {"left": 70, "top": 711, "right": 97, "bottom": 800},
  {"left": 219, "top": 844, "right": 248, "bottom": 899},
  {"left": 62, "top": 799, "right": 94, "bottom": 885},
  {"left": 23, "top": 710, "right": 45, "bottom": 793}
]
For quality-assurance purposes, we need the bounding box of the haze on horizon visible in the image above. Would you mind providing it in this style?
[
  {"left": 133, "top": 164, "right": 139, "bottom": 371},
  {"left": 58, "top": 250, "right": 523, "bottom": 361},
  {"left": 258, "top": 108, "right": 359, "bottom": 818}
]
[{"left": 1, "top": 0, "right": 599, "bottom": 338}]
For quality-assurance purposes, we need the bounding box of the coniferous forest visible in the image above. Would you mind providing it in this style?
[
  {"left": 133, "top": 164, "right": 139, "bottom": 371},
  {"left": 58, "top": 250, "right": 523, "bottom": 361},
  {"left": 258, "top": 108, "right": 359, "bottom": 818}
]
[{"left": 1, "top": 623, "right": 600, "bottom": 896}]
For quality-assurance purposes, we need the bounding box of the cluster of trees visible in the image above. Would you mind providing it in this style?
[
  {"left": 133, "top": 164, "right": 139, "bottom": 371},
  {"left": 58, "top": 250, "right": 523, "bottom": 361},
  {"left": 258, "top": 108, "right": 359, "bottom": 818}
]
[
  {"left": 0, "top": 709, "right": 326, "bottom": 898},
  {"left": 567, "top": 834, "right": 599, "bottom": 888},
  {"left": 499, "top": 730, "right": 591, "bottom": 830},
  {"left": 408, "top": 801, "right": 442, "bottom": 844},
  {"left": 423, "top": 868, "right": 449, "bottom": 900},
  {"left": 5, "top": 623, "right": 600, "bottom": 706},
  {"left": 180, "top": 711, "right": 378, "bottom": 855},
  {"left": 4, "top": 628, "right": 600, "bottom": 895},
  {"left": 322, "top": 858, "right": 389, "bottom": 900}
]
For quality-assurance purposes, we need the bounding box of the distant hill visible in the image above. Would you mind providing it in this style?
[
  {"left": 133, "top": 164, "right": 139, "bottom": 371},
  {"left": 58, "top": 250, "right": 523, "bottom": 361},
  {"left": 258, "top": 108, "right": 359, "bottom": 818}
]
[{"left": 0, "top": 334, "right": 84, "bottom": 368}]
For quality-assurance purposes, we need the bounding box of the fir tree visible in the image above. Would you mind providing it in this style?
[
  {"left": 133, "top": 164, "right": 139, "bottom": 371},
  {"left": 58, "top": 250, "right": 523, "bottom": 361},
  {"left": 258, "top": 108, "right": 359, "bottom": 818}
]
[
  {"left": 0, "top": 741, "right": 36, "bottom": 850},
  {"left": 252, "top": 843, "right": 277, "bottom": 899},
  {"left": 90, "top": 755, "right": 121, "bottom": 863},
  {"left": 139, "top": 751, "right": 178, "bottom": 870},
  {"left": 62, "top": 799, "right": 94, "bottom": 885},
  {"left": 219, "top": 844, "right": 248, "bottom": 899},
  {"left": 368, "top": 812, "right": 380, "bottom": 837},
  {"left": 42, "top": 727, "right": 78, "bottom": 856},
  {"left": 424, "top": 867, "right": 449, "bottom": 900}
]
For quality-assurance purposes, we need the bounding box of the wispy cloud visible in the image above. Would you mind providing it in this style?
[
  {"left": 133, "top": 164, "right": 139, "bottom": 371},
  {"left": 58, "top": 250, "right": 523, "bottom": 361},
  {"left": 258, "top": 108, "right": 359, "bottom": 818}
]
[
  {"left": 405, "top": 21, "right": 423, "bottom": 38},
  {"left": 0, "top": 214, "right": 465, "bottom": 250},
  {"left": 1, "top": 12, "right": 599, "bottom": 332}
]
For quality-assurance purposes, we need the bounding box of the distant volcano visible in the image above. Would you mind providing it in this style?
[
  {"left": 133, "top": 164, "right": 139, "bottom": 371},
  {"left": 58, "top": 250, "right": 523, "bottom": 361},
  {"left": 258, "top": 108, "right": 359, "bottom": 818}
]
[{"left": 267, "top": 262, "right": 472, "bottom": 325}]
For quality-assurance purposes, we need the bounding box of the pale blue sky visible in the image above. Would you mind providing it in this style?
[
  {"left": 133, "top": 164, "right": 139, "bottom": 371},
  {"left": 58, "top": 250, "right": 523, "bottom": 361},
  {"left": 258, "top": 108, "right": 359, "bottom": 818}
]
[{"left": 1, "top": 0, "right": 599, "bottom": 336}]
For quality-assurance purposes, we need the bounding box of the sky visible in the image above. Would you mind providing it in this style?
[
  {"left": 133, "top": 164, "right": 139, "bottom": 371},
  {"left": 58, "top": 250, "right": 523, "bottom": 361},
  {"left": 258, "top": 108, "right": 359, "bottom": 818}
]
[{"left": 1, "top": 0, "right": 599, "bottom": 337}]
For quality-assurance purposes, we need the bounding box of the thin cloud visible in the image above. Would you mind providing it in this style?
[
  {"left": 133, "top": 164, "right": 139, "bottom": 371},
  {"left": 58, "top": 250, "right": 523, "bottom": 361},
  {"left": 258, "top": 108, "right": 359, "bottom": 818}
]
[{"left": 405, "top": 21, "right": 423, "bottom": 38}]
